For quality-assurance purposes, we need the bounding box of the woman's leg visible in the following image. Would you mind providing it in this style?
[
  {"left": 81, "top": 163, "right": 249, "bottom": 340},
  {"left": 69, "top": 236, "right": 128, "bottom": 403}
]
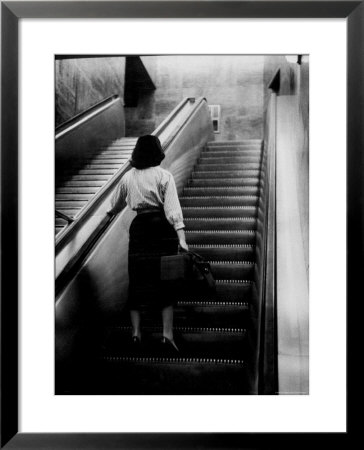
[
  {"left": 161, "top": 305, "right": 174, "bottom": 340},
  {"left": 130, "top": 310, "right": 141, "bottom": 339}
]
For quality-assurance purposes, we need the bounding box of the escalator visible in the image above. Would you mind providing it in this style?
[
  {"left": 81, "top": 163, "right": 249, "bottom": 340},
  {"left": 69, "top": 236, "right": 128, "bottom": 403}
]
[
  {"left": 91, "top": 140, "right": 262, "bottom": 394},
  {"left": 55, "top": 97, "right": 276, "bottom": 395},
  {"left": 56, "top": 138, "right": 137, "bottom": 236}
]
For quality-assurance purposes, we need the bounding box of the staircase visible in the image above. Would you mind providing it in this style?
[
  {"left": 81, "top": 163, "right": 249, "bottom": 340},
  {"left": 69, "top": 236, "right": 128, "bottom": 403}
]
[
  {"left": 55, "top": 138, "right": 137, "bottom": 236},
  {"left": 77, "top": 139, "right": 263, "bottom": 394}
]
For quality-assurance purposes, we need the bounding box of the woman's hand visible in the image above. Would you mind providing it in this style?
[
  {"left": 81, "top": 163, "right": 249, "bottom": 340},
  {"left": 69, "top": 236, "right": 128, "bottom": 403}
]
[
  {"left": 176, "top": 228, "right": 189, "bottom": 252},
  {"left": 179, "top": 239, "right": 189, "bottom": 252}
]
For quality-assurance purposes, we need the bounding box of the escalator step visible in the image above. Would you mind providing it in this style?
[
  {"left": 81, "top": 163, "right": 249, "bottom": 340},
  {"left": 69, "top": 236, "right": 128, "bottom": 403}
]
[
  {"left": 192, "top": 170, "right": 260, "bottom": 179},
  {"left": 174, "top": 301, "right": 250, "bottom": 327},
  {"left": 201, "top": 150, "right": 262, "bottom": 157},
  {"left": 117, "top": 300, "right": 250, "bottom": 328},
  {"left": 104, "top": 326, "right": 247, "bottom": 359},
  {"left": 182, "top": 206, "right": 257, "bottom": 218},
  {"left": 185, "top": 230, "right": 256, "bottom": 245},
  {"left": 56, "top": 200, "right": 88, "bottom": 208},
  {"left": 72, "top": 169, "right": 117, "bottom": 175},
  {"left": 92, "top": 357, "right": 248, "bottom": 394},
  {"left": 56, "top": 187, "right": 98, "bottom": 194},
  {"left": 198, "top": 156, "right": 261, "bottom": 164},
  {"left": 59, "top": 174, "right": 112, "bottom": 182},
  {"left": 83, "top": 158, "right": 129, "bottom": 164},
  {"left": 207, "top": 139, "right": 261, "bottom": 145},
  {"left": 59, "top": 180, "right": 105, "bottom": 188},
  {"left": 184, "top": 217, "right": 257, "bottom": 230},
  {"left": 188, "top": 178, "right": 260, "bottom": 187},
  {"left": 183, "top": 186, "right": 259, "bottom": 196},
  {"left": 210, "top": 261, "right": 254, "bottom": 280},
  {"left": 196, "top": 163, "right": 261, "bottom": 171},
  {"left": 178, "top": 279, "right": 253, "bottom": 301},
  {"left": 56, "top": 194, "right": 94, "bottom": 201},
  {"left": 189, "top": 244, "right": 255, "bottom": 261},
  {"left": 180, "top": 196, "right": 259, "bottom": 207},
  {"left": 77, "top": 164, "right": 121, "bottom": 170}
]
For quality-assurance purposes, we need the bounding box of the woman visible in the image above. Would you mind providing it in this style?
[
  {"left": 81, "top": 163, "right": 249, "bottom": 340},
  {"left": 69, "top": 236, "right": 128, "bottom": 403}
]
[{"left": 107, "top": 135, "right": 188, "bottom": 353}]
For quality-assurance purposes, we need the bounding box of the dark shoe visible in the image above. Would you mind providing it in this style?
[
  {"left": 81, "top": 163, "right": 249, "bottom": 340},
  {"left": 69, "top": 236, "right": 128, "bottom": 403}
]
[
  {"left": 161, "top": 336, "right": 180, "bottom": 354},
  {"left": 132, "top": 336, "right": 141, "bottom": 346}
]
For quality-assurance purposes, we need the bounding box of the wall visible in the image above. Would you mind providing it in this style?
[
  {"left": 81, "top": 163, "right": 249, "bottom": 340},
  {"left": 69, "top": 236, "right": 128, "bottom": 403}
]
[
  {"left": 55, "top": 57, "right": 126, "bottom": 127},
  {"left": 125, "top": 55, "right": 264, "bottom": 140},
  {"left": 264, "top": 56, "right": 309, "bottom": 394}
]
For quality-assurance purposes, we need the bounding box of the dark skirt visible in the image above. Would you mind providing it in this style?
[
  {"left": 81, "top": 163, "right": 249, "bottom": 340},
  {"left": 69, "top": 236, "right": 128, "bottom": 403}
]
[{"left": 128, "top": 210, "right": 179, "bottom": 310}]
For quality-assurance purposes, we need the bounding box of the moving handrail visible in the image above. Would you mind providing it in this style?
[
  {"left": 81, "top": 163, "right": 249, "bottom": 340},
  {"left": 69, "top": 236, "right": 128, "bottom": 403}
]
[
  {"left": 258, "top": 90, "right": 277, "bottom": 394},
  {"left": 55, "top": 94, "right": 120, "bottom": 140}
]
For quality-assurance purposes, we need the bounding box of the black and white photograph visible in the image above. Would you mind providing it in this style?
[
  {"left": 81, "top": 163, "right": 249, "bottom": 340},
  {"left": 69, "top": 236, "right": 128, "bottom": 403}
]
[{"left": 55, "top": 54, "right": 309, "bottom": 396}]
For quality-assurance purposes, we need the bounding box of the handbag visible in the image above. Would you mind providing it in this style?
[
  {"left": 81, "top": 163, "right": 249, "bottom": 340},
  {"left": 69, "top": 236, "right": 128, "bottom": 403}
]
[{"left": 160, "top": 248, "right": 216, "bottom": 292}]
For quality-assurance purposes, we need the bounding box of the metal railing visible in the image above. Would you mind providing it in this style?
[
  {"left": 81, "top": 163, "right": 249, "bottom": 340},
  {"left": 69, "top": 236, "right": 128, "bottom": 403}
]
[{"left": 257, "top": 88, "right": 278, "bottom": 394}]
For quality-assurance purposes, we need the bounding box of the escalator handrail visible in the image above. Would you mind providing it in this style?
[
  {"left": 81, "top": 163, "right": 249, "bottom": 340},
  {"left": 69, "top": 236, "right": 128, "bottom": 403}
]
[
  {"left": 258, "top": 92, "right": 278, "bottom": 394},
  {"left": 55, "top": 97, "right": 206, "bottom": 251},
  {"left": 55, "top": 94, "right": 120, "bottom": 139}
]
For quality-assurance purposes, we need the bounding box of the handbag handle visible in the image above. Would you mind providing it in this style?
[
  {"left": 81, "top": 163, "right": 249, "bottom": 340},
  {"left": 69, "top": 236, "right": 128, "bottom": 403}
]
[{"left": 178, "top": 246, "right": 204, "bottom": 261}]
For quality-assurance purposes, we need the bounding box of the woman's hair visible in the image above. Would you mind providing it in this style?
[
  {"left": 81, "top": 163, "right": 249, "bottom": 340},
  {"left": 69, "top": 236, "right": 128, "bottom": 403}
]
[{"left": 130, "top": 135, "right": 165, "bottom": 169}]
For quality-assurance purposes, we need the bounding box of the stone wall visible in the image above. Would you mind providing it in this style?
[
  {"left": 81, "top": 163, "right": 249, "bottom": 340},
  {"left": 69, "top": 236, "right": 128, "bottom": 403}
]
[
  {"left": 125, "top": 55, "right": 265, "bottom": 140},
  {"left": 55, "top": 57, "right": 126, "bottom": 127}
]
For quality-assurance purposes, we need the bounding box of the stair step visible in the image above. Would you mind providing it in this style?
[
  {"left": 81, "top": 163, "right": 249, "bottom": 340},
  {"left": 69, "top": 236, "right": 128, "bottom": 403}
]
[
  {"left": 173, "top": 278, "right": 253, "bottom": 302},
  {"left": 206, "top": 139, "right": 262, "bottom": 147},
  {"left": 104, "top": 326, "right": 247, "bottom": 359},
  {"left": 210, "top": 261, "right": 255, "bottom": 279},
  {"left": 183, "top": 186, "right": 259, "bottom": 196},
  {"left": 83, "top": 158, "right": 129, "bottom": 164},
  {"left": 188, "top": 178, "right": 260, "bottom": 187},
  {"left": 56, "top": 200, "right": 88, "bottom": 209},
  {"left": 192, "top": 170, "right": 260, "bottom": 179},
  {"left": 56, "top": 194, "right": 94, "bottom": 201},
  {"left": 195, "top": 163, "right": 261, "bottom": 171},
  {"left": 199, "top": 156, "right": 261, "bottom": 164},
  {"left": 71, "top": 169, "right": 117, "bottom": 175},
  {"left": 180, "top": 196, "right": 259, "bottom": 207},
  {"left": 175, "top": 300, "right": 250, "bottom": 327},
  {"left": 206, "top": 145, "right": 261, "bottom": 151},
  {"left": 93, "top": 357, "right": 247, "bottom": 394},
  {"left": 182, "top": 206, "right": 257, "bottom": 218},
  {"left": 186, "top": 230, "right": 256, "bottom": 245},
  {"left": 56, "top": 187, "right": 98, "bottom": 194},
  {"left": 189, "top": 244, "right": 255, "bottom": 261},
  {"left": 59, "top": 174, "right": 112, "bottom": 182},
  {"left": 201, "top": 149, "right": 262, "bottom": 157},
  {"left": 184, "top": 217, "right": 257, "bottom": 230},
  {"left": 116, "top": 300, "right": 250, "bottom": 329},
  {"left": 74, "top": 164, "right": 121, "bottom": 170},
  {"left": 59, "top": 180, "right": 105, "bottom": 188}
]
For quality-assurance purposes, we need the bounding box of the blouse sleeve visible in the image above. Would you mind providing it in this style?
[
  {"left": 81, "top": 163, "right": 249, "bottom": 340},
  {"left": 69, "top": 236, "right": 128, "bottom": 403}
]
[
  {"left": 108, "top": 176, "right": 127, "bottom": 215},
  {"left": 163, "top": 174, "right": 185, "bottom": 230}
]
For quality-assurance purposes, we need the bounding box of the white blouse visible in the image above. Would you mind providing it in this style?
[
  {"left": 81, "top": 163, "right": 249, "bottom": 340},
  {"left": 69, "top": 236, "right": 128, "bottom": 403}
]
[{"left": 110, "top": 166, "right": 185, "bottom": 230}]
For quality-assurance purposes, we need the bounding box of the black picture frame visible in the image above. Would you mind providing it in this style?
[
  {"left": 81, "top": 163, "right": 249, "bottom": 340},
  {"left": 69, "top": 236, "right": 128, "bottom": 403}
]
[{"left": 1, "top": 1, "right": 359, "bottom": 448}]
